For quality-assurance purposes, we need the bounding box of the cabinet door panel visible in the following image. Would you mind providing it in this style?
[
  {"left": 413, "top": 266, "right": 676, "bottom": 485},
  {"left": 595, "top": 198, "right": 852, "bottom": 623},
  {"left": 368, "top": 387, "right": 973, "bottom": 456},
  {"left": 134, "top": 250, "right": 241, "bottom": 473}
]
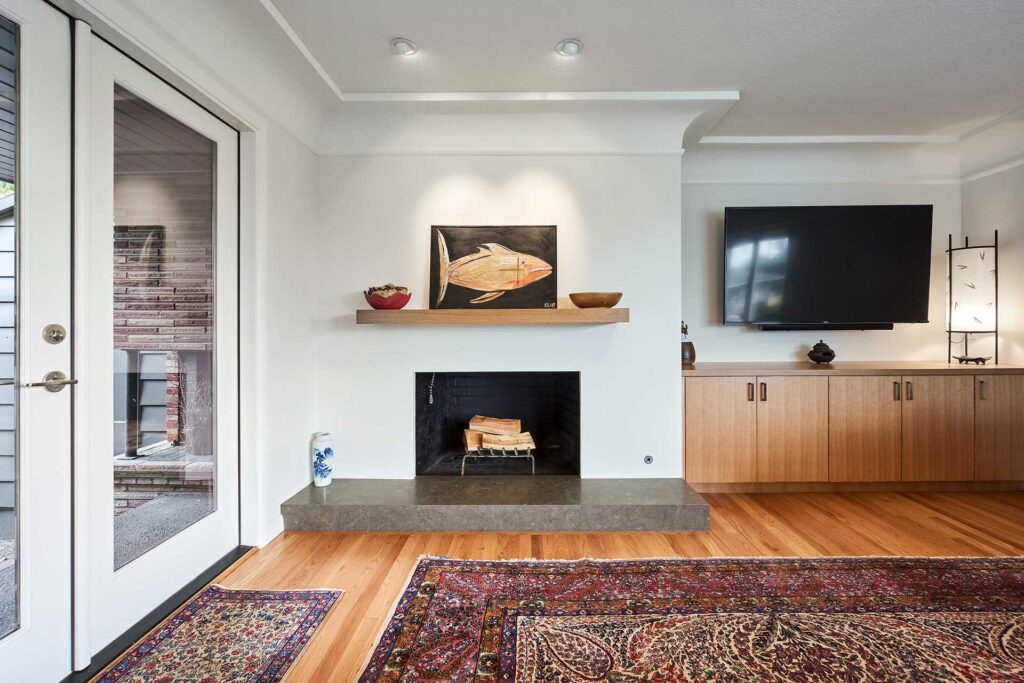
[
  {"left": 829, "top": 376, "right": 902, "bottom": 482},
  {"left": 975, "top": 375, "right": 1024, "bottom": 480},
  {"left": 901, "top": 375, "right": 974, "bottom": 481},
  {"left": 756, "top": 376, "right": 829, "bottom": 482},
  {"left": 685, "top": 377, "right": 757, "bottom": 482}
]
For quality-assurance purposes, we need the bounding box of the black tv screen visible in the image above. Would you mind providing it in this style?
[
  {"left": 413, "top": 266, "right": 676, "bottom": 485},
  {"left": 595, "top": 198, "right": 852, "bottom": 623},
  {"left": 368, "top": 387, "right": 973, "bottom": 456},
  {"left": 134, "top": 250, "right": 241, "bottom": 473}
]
[{"left": 723, "top": 205, "right": 933, "bottom": 326}]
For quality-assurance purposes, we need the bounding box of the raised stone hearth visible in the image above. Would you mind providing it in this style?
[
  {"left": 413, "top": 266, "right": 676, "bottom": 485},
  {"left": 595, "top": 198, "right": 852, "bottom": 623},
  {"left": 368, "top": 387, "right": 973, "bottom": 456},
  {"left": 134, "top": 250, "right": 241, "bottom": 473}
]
[{"left": 281, "top": 476, "right": 709, "bottom": 532}]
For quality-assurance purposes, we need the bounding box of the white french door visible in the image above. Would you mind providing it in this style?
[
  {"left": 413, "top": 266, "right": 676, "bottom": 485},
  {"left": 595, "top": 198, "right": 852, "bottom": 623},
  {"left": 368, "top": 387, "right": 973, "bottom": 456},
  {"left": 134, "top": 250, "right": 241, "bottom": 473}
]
[
  {"left": 0, "top": 0, "right": 73, "bottom": 680},
  {"left": 76, "top": 33, "right": 239, "bottom": 659}
]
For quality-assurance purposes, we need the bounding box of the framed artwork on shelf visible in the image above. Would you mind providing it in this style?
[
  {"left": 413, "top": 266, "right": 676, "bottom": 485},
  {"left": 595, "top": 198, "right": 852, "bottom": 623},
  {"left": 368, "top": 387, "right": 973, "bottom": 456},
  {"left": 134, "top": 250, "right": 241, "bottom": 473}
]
[{"left": 429, "top": 225, "right": 557, "bottom": 309}]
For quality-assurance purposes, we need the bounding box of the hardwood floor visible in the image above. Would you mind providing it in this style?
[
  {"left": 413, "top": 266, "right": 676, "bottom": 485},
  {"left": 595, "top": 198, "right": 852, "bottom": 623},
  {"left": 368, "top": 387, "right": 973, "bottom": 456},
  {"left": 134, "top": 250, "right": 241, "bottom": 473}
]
[{"left": 213, "top": 492, "right": 1024, "bottom": 681}]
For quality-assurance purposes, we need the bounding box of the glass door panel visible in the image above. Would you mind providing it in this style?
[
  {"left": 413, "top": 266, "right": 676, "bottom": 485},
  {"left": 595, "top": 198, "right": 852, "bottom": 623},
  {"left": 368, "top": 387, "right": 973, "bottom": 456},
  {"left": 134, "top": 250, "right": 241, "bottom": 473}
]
[
  {"left": 112, "top": 84, "right": 216, "bottom": 568},
  {"left": 81, "top": 34, "right": 238, "bottom": 658}
]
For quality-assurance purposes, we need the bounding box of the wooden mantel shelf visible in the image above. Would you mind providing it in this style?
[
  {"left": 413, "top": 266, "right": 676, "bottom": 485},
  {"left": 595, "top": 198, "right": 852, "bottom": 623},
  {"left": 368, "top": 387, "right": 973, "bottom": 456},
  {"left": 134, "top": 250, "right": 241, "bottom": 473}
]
[{"left": 356, "top": 307, "right": 629, "bottom": 325}]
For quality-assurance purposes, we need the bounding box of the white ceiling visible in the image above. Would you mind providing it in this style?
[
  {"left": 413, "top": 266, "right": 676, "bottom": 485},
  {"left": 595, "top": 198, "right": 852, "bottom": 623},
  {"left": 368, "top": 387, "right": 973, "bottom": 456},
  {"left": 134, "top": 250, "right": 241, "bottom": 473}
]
[{"left": 268, "top": 0, "right": 1024, "bottom": 137}]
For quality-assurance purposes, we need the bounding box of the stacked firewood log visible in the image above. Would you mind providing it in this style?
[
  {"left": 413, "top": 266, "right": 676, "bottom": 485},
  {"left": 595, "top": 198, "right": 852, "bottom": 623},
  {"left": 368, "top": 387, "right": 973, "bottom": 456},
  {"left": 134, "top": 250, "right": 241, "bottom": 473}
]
[{"left": 463, "top": 415, "right": 536, "bottom": 453}]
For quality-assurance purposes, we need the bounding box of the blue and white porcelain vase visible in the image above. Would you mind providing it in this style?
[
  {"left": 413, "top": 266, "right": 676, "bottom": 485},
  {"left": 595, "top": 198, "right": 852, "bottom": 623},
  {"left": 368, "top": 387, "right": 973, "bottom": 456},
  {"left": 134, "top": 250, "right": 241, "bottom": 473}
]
[{"left": 312, "top": 432, "right": 334, "bottom": 487}]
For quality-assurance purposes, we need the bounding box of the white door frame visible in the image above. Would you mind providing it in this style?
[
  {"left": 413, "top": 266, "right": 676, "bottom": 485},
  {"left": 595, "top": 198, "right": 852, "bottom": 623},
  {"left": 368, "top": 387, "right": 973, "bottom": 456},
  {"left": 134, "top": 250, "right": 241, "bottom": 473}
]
[
  {"left": 60, "top": 0, "right": 264, "bottom": 551},
  {"left": 0, "top": 0, "right": 73, "bottom": 680},
  {"left": 74, "top": 29, "right": 239, "bottom": 661},
  {"left": 0, "top": 4, "right": 259, "bottom": 673}
]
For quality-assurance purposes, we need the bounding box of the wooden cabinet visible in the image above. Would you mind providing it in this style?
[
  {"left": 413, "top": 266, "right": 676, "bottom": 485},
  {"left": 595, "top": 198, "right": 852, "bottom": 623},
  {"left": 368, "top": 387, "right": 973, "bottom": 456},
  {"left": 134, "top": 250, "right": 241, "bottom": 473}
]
[
  {"left": 901, "top": 376, "right": 975, "bottom": 481},
  {"left": 684, "top": 377, "right": 757, "bottom": 482},
  {"left": 684, "top": 363, "right": 1022, "bottom": 488},
  {"left": 975, "top": 375, "right": 1024, "bottom": 480},
  {"left": 756, "top": 377, "right": 829, "bottom": 482},
  {"left": 684, "top": 376, "right": 826, "bottom": 483},
  {"left": 829, "top": 376, "right": 902, "bottom": 482}
]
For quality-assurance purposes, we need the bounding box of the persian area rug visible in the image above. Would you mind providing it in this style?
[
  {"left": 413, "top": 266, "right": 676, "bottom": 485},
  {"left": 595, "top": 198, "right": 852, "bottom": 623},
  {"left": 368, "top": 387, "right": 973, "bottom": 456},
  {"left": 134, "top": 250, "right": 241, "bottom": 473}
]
[
  {"left": 360, "top": 556, "right": 1024, "bottom": 682},
  {"left": 95, "top": 585, "right": 341, "bottom": 682}
]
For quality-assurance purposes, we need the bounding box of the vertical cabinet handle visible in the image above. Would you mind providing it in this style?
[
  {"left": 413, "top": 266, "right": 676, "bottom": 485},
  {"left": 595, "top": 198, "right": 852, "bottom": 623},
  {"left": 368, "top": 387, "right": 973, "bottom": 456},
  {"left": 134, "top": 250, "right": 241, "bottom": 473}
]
[
  {"left": 979, "top": 380, "right": 987, "bottom": 401},
  {"left": 905, "top": 381, "right": 913, "bottom": 401},
  {"left": 747, "top": 382, "right": 755, "bottom": 401},
  {"left": 759, "top": 382, "right": 767, "bottom": 401},
  {"left": 893, "top": 381, "right": 901, "bottom": 401}
]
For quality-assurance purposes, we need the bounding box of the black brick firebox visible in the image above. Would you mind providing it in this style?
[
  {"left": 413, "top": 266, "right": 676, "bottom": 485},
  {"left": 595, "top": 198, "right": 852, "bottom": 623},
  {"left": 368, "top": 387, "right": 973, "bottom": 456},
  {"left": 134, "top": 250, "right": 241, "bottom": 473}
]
[{"left": 415, "top": 372, "right": 581, "bottom": 476}]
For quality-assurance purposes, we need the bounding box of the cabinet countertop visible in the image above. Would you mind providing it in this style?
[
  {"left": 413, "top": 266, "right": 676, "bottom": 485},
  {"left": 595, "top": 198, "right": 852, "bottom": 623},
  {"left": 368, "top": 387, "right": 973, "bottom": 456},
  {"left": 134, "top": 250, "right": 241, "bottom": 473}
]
[{"left": 682, "top": 361, "right": 1024, "bottom": 377}]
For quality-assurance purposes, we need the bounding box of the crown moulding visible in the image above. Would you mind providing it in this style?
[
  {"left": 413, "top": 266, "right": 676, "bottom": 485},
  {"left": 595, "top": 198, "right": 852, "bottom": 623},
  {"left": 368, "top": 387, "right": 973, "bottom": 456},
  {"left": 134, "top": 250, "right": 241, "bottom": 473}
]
[{"left": 317, "top": 95, "right": 739, "bottom": 155}]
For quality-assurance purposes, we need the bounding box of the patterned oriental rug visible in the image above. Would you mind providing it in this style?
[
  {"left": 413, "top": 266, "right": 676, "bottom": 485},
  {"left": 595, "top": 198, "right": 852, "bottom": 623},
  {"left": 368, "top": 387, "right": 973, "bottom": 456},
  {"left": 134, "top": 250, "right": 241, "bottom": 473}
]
[
  {"left": 360, "top": 556, "right": 1024, "bottom": 682},
  {"left": 95, "top": 585, "right": 341, "bottom": 682}
]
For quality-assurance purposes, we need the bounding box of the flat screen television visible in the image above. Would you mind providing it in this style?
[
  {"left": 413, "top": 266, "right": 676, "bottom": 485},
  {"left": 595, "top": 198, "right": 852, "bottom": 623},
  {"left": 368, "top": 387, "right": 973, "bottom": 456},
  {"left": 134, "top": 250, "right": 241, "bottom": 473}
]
[{"left": 723, "top": 205, "right": 933, "bottom": 330}]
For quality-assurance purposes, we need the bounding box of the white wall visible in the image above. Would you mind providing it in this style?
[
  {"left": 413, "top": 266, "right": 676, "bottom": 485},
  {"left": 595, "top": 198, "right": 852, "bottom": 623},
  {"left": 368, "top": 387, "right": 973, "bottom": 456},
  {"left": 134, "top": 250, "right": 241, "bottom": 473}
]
[
  {"left": 249, "top": 122, "right": 320, "bottom": 539},
  {"left": 959, "top": 110, "right": 1024, "bottom": 365},
  {"left": 679, "top": 142, "right": 961, "bottom": 184},
  {"left": 962, "top": 165, "right": 1024, "bottom": 364},
  {"left": 680, "top": 146, "right": 962, "bottom": 361},
  {"left": 316, "top": 154, "right": 682, "bottom": 478}
]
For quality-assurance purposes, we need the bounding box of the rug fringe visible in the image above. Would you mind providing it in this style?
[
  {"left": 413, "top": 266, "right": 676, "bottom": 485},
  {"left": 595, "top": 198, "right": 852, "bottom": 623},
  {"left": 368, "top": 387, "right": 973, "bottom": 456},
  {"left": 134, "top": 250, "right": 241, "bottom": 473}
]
[
  {"left": 210, "top": 583, "right": 345, "bottom": 593},
  {"left": 408, "top": 553, "right": 1022, "bottom": 562}
]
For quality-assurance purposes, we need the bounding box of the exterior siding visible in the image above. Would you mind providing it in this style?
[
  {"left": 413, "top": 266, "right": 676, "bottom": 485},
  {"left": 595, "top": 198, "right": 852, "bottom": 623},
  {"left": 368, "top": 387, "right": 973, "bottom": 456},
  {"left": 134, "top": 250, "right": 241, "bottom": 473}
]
[{"left": 0, "top": 210, "right": 14, "bottom": 508}]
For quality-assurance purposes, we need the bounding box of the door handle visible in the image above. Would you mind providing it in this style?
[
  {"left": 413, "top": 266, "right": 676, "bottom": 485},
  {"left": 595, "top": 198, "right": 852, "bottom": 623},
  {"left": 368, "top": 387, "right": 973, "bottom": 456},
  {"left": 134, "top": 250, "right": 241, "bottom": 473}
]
[
  {"left": 905, "top": 381, "right": 913, "bottom": 401},
  {"left": 893, "top": 381, "right": 901, "bottom": 401},
  {"left": 759, "top": 382, "right": 767, "bottom": 401},
  {"left": 24, "top": 371, "right": 78, "bottom": 393},
  {"left": 747, "top": 382, "right": 755, "bottom": 401},
  {"left": 978, "top": 380, "right": 987, "bottom": 401}
]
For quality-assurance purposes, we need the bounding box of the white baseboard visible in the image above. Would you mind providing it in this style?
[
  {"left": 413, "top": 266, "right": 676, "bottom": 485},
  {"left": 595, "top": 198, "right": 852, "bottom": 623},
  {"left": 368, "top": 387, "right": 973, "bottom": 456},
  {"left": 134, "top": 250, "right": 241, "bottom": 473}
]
[{"left": 258, "top": 514, "right": 285, "bottom": 547}]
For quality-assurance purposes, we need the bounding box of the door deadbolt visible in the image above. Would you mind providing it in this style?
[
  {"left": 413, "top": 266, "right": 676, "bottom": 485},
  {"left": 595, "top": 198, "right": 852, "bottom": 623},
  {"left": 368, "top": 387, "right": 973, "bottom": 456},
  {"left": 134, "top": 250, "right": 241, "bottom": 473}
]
[{"left": 42, "top": 324, "right": 66, "bottom": 345}]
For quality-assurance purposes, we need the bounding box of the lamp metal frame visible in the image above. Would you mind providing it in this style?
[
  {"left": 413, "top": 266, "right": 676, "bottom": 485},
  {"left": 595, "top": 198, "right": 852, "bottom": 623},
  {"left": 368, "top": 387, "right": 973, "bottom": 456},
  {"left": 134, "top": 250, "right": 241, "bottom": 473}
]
[{"left": 947, "top": 230, "right": 998, "bottom": 364}]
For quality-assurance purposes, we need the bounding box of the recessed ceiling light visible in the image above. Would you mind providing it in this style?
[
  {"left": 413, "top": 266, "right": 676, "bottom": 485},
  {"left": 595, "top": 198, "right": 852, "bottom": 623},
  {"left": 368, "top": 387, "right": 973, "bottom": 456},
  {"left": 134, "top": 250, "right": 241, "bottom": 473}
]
[
  {"left": 555, "top": 38, "right": 582, "bottom": 57},
  {"left": 390, "top": 38, "right": 418, "bottom": 56}
]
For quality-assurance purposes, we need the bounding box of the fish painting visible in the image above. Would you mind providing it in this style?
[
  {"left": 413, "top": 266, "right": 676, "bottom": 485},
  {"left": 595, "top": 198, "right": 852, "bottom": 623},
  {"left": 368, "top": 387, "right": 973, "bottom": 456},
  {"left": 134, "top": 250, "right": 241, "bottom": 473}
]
[{"left": 430, "top": 226, "right": 557, "bottom": 309}]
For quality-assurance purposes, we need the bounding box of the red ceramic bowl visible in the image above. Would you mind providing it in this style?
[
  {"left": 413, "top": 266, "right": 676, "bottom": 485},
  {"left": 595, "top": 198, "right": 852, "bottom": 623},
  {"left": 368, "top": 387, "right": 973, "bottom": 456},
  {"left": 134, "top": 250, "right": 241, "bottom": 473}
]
[{"left": 364, "top": 290, "right": 411, "bottom": 310}]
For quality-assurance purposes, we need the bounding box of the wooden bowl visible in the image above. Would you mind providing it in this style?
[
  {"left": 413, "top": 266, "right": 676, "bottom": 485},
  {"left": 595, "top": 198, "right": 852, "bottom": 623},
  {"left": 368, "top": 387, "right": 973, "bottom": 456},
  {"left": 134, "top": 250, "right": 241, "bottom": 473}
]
[
  {"left": 364, "top": 290, "right": 411, "bottom": 310},
  {"left": 569, "top": 292, "right": 623, "bottom": 308}
]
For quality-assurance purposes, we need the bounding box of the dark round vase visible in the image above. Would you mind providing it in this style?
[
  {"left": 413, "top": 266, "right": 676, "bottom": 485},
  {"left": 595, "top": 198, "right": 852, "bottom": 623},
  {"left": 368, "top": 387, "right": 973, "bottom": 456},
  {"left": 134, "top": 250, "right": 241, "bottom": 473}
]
[
  {"left": 681, "top": 341, "right": 697, "bottom": 365},
  {"left": 808, "top": 340, "right": 836, "bottom": 364}
]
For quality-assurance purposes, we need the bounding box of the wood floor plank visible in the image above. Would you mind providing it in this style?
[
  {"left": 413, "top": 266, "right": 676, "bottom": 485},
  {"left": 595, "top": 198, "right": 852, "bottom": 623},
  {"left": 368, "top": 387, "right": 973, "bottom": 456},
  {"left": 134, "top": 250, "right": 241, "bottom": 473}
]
[
  {"left": 204, "top": 491, "right": 1023, "bottom": 681},
  {"left": 906, "top": 493, "right": 1024, "bottom": 552}
]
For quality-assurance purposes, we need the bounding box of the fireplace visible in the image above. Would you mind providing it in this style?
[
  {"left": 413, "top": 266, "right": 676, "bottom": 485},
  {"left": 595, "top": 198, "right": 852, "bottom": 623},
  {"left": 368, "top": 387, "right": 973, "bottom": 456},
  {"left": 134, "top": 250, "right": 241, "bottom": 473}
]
[{"left": 415, "top": 372, "right": 581, "bottom": 476}]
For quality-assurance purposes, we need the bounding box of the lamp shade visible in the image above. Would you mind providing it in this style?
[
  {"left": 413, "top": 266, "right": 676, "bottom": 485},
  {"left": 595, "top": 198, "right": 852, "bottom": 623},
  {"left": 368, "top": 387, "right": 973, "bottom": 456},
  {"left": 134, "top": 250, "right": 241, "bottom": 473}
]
[{"left": 948, "top": 246, "right": 996, "bottom": 332}]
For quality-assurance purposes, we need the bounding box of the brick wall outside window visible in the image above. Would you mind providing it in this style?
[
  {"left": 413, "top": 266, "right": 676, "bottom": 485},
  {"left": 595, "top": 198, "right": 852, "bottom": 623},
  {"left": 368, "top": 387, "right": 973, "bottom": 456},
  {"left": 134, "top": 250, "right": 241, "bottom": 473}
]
[
  {"left": 113, "top": 223, "right": 213, "bottom": 354},
  {"left": 113, "top": 170, "right": 215, "bottom": 448}
]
